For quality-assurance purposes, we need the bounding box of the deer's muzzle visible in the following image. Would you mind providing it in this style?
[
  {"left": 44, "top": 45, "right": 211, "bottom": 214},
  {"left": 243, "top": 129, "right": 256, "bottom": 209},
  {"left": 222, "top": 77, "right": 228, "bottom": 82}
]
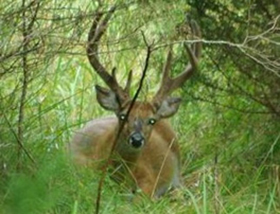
[{"left": 129, "top": 132, "right": 145, "bottom": 149}]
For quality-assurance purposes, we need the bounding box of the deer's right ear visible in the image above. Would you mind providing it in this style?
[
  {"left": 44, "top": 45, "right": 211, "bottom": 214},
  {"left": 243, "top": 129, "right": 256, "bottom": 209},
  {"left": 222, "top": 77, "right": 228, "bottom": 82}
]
[
  {"left": 95, "top": 85, "right": 120, "bottom": 112},
  {"left": 155, "top": 97, "right": 182, "bottom": 118}
]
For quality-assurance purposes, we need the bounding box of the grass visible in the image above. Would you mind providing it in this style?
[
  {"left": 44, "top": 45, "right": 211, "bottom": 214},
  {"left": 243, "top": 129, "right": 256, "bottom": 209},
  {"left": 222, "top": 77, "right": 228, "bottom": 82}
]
[
  {"left": 1, "top": 52, "right": 279, "bottom": 213},
  {"left": 1, "top": 1, "right": 280, "bottom": 213}
]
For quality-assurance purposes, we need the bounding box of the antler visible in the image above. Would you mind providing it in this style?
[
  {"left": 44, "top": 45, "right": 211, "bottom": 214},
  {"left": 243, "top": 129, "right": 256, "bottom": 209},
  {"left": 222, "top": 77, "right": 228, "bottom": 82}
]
[
  {"left": 153, "top": 17, "right": 202, "bottom": 104},
  {"left": 87, "top": 6, "right": 132, "bottom": 102}
]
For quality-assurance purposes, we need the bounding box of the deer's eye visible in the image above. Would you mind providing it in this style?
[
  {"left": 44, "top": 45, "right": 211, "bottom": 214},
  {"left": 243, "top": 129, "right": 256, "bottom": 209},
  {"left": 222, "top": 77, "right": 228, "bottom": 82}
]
[
  {"left": 148, "top": 118, "right": 156, "bottom": 125},
  {"left": 119, "top": 113, "right": 127, "bottom": 121}
]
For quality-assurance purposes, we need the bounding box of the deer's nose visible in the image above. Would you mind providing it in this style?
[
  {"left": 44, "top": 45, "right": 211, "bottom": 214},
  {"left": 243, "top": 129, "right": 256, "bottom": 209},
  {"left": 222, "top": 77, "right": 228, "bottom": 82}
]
[{"left": 129, "top": 132, "right": 145, "bottom": 149}]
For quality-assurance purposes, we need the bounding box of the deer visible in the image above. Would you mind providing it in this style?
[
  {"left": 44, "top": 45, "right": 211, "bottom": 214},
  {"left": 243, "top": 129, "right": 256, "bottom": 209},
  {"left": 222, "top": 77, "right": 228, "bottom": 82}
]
[{"left": 70, "top": 7, "right": 202, "bottom": 199}]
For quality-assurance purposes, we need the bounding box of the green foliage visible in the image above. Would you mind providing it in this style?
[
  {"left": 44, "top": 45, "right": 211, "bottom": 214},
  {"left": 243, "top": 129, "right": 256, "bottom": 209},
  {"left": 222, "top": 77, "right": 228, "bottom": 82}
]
[{"left": 0, "top": 0, "right": 280, "bottom": 213}]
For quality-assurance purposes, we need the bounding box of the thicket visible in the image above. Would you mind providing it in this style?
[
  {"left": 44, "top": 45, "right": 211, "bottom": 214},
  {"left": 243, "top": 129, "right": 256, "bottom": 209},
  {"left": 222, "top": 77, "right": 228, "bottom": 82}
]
[{"left": 0, "top": 0, "right": 279, "bottom": 213}]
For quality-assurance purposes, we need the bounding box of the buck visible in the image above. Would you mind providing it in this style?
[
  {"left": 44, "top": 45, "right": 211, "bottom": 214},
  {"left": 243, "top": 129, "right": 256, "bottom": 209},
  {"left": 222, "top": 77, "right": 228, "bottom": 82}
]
[{"left": 70, "top": 7, "right": 202, "bottom": 198}]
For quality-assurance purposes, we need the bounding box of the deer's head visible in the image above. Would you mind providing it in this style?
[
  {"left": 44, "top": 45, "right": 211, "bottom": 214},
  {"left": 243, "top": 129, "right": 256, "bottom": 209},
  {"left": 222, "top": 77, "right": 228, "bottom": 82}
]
[{"left": 87, "top": 7, "right": 201, "bottom": 154}]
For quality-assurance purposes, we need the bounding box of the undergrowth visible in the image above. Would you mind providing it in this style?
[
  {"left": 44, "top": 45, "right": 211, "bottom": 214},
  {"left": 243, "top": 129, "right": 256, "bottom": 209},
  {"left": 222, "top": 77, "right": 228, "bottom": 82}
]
[{"left": 0, "top": 1, "right": 279, "bottom": 213}]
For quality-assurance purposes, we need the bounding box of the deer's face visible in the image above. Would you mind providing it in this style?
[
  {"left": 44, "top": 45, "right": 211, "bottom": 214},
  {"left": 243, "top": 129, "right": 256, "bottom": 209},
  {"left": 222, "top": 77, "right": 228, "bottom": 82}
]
[
  {"left": 95, "top": 85, "right": 181, "bottom": 150},
  {"left": 117, "top": 101, "right": 157, "bottom": 149}
]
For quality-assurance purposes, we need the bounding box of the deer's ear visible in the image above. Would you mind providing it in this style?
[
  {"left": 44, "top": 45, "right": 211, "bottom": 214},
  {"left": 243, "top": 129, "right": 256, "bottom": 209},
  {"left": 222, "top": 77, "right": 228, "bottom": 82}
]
[
  {"left": 155, "top": 97, "right": 181, "bottom": 118},
  {"left": 95, "top": 85, "right": 120, "bottom": 112}
]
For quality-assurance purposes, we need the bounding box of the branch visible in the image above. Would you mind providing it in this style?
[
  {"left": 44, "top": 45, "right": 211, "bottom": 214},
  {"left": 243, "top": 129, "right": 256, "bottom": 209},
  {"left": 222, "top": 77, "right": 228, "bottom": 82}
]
[{"left": 94, "top": 31, "right": 153, "bottom": 214}]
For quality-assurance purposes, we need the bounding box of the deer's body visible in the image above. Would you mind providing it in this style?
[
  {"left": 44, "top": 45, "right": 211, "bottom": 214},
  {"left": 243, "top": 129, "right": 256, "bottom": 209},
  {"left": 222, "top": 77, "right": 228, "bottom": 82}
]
[
  {"left": 71, "top": 102, "right": 181, "bottom": 197},
  {"left": 70, "top": 7, "right": 201, "bottom": 198}
]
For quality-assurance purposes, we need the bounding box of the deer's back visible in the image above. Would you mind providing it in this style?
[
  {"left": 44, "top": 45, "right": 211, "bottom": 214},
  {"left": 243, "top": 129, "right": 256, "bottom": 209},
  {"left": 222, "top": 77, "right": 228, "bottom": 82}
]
[{"left": 70, "top": 116, "right": 117, "bottom": 165}]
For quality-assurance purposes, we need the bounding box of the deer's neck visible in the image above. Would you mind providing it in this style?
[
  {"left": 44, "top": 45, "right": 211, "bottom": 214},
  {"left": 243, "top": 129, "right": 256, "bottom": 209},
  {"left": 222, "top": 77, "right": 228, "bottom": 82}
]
[{"left": 113, "top": 138, "right": 142, "bottom": 167}]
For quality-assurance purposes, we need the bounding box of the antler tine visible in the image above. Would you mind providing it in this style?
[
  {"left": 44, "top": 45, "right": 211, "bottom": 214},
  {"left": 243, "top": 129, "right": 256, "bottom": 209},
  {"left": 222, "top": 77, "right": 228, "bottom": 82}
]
[
  {"left": 162, "top": 47, "right": 173, "bottom": 85},
  {"left": 189, "top": 19, "right": 202, "bottom": 60},
  {"left": 153, "top": 18, "right": 202, "bottom": 104},
  {"left": 87, "top": 8, "right": 114, "bottom": 82},
  {"left": 169, "top": 19, "right": 202, "bottom": 88},
  {"left": 124, "top": 70, "right": 133, "bottom": 95},
  {"left": 87, "top": 6, "right": 129, "bottom": 102},
  {"left": 153, "top": 47, "right": 173, "bottom": 104}
]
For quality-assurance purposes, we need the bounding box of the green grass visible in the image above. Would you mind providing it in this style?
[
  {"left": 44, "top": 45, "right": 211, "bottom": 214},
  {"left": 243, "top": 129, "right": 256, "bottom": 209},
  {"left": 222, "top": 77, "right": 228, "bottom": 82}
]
[{"left": 1, "top": 52, "right": 279, "bottom": 213}]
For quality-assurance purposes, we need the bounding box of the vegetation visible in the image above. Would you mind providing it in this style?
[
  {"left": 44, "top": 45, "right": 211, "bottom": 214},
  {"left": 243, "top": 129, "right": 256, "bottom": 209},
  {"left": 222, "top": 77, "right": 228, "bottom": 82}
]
[{"left": 0, "top": 0, "right": 279, "bottom": 213}]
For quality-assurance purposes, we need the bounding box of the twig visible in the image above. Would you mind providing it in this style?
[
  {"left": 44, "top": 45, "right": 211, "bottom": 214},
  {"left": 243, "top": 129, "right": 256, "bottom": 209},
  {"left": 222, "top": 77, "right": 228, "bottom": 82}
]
[
  {"left": 94, "top": 31, "right": 153, "bottom": 214},
  {"left": 126, "top": 31, "right": 153, "bottom": 114},
  {"left": 17, "top": 0, "right": 29, "bottom": 169},
  {"left": 3, "top": 112, "right": 36, "bottom": 165},
  {"left": 17, "top": 0, "right": 40, "bottom": 169}
]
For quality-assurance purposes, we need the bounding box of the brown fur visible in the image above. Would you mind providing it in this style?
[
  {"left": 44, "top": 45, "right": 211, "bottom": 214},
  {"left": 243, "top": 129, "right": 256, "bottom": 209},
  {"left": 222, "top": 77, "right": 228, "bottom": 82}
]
[{"left": 70, "top": 101, "right": 181, "bottom": 198}]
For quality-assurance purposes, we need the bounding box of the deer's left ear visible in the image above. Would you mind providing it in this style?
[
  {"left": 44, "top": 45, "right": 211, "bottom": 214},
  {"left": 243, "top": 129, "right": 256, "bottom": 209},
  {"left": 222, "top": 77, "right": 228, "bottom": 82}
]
[
  {"left": 95, "top": 85, "right": 120, "bottom": 112},
  {"left": 155, "top": 97, "right": 182, "bottom": 118}
]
